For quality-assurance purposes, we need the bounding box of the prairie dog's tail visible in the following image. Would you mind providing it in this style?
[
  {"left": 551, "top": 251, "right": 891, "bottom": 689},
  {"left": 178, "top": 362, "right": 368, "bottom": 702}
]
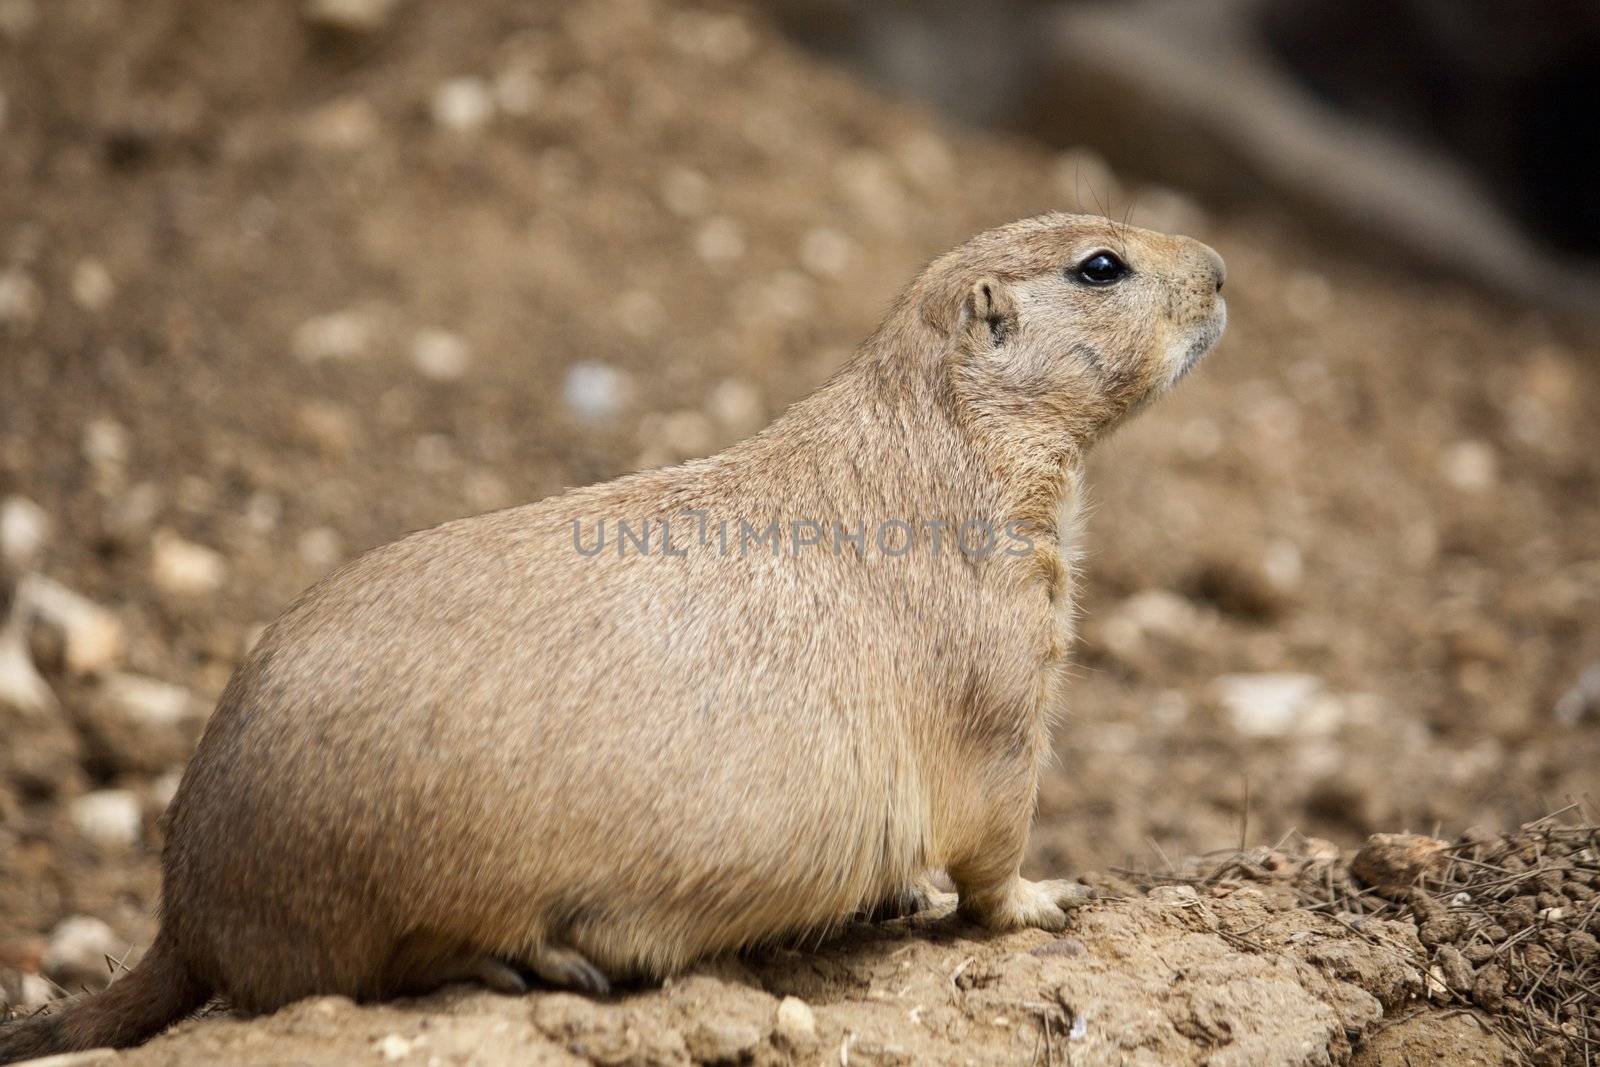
[{"left": 0, "top": 933, "right": 206, "bottom": 1064}]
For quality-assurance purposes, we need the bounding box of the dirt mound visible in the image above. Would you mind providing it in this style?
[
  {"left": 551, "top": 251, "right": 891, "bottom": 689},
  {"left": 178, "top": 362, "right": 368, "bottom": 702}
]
[
  {"left": 1, "top": 0, "right": 1598, "bottom": 1062},
  {"left": 52, "top": 890, "right": 1434, "bottom": 1067}
]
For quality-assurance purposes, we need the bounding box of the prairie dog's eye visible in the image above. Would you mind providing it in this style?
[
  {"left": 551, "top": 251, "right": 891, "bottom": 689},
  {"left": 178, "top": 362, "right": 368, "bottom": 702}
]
[{"left": 1073, "top": 251, "right": 1128, "bottom": 286}]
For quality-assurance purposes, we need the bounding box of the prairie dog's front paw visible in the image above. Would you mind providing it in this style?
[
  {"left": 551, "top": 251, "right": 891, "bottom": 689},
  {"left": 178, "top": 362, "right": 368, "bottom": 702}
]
[{"left": 962, "top": 877, "right": 1092, "bottom": 932}]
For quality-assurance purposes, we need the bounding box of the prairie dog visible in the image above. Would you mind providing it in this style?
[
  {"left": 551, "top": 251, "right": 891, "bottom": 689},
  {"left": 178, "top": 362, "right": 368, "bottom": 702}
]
[{"left": 0, "top": 213, "right": 1226, "bottom": 1061}]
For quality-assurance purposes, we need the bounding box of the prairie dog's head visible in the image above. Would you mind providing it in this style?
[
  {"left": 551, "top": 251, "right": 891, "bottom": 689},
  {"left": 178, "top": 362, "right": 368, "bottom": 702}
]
[{"left": 920, "top": 213, "right": 1226, "bottom": 444}]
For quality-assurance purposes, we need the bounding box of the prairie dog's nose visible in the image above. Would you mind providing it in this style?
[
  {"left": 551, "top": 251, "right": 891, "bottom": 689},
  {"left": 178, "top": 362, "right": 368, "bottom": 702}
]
[{"left": 1199, "top": 241, "right": 1226, "bottom": 292}]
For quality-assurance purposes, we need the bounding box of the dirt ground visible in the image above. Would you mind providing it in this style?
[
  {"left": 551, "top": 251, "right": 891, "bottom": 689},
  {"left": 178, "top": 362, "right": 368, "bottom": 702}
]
[{"left": 1, "top": 0, "right": 1598, "bottom": 1063}]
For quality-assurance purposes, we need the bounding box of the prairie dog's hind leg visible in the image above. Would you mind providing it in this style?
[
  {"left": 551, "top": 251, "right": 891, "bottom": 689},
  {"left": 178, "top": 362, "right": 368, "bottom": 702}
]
[
  {"left": 861, "top": 876, "right": 956, "bottom": 922},
  {"left": 384, "top": 938, "right": 529, "bottom": 997},
  {"left": 529, "top": 944, "right": 611, "bottom": 996},
  {"left": 944, "top": 762, "right": 1092, "bottom": 933},
  {"left": 956, "top": 875, "right": 1092, "bottom": 932}
]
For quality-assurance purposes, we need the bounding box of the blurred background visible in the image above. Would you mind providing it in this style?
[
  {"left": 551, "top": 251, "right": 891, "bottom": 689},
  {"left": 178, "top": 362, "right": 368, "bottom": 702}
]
[{"left": 1, "top": 0, "right": 1597, "bottom": 1005}]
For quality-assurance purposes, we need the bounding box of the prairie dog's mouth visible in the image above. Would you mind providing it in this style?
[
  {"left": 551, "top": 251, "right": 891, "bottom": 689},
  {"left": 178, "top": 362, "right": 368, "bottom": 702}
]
[{"left": 1171, "top": 300, "right": 1227, "bottom": 385}]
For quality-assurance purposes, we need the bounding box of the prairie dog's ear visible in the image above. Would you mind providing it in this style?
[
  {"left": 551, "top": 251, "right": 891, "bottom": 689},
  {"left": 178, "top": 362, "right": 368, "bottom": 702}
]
[{"left": 959, "top": 275, "right": 1017, "bottom": 347}]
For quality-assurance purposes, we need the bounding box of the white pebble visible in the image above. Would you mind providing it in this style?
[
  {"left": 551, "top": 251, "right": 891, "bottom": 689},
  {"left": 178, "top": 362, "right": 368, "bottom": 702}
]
[
  {"left": 71, "top": 259, "right": 115, "bottom": 313},
  {"left": 43, "top": 916, "right": 120, "bottom": 983},
  {"left": 151, "top": 530, "right": 227, "bottom": 597},
  {"left": 148, "top": 768, "right": 182, "bottom": 812},
  {"left": 563, "top": 361, "right": 633, "bottom": 421},
  {"left": 13, "top": 974, "right": 54, "bottom": 1009},
  {"left": 302, "top": 0, "right": 398, "bottom": 32},
  {"left": 431, "top": 77, "right": 494, "bottom": 132},
  {"left": 410, "top": 329, "right": 470, "bottom": 381},
  {"left": 0, "top": 494, "right": 49, "bottom": 568},
  {"left": 21, "top": 574, "right": 125, "bottom": 675},
  {"left": 1261, "top": 540, "right": 1304, "bottom": 591},
  {"left": 81, "top": 417, "right": 131, "bottom": 471},
  {"left": 374, "top": 1033, "right": 413, "bottom": 1061},
  {"left": 0, "top": 612, "right": 55, "bottom": 716},
  {"left": 70, "top": 789, "right": 143, "bottom": 850},
  {"left": 1147, "top": 884, "right": 1198, "bottom": 904},
  {"left": 1441, "top": 440, "right": 1497, "bottom": 492},
  {"left": 98, "top": 672, "right": 196, "bottom": 730},
  {"left": 774, "top": 995, "right": 816, "bottom": 1046},
  {"left": 1212, "top": 672, "right": 1329, "bottom": 738},
  {"left": 293, "top": 310, "right": 374, "bottom": 363}
]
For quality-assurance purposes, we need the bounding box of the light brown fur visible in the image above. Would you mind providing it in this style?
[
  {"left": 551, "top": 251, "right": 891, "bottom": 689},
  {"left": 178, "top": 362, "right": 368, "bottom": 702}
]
[{"left": 0, "top": 213, "right": 1225, "bottom": 1061}]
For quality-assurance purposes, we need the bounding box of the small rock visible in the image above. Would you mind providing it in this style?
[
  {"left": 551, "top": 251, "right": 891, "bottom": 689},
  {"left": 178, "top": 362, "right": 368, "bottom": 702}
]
[
  {"left": 773, "top": 996, "right": 816, "bottom": 1047},
  {"left": 69, "top": 790, "right": 143, "bottom": 851},
  {"left": 292, "top": 310, "right": 374, "bottom": 363},
  {"left": 1261, "top": 540, "right": 1304, "bottom": 591},
  {"left": 71, "top": 259, "right": 115, "bottom": 313},
  {"left": 302, "top": 0, "right": 398, "bottom": 33},
  {"left": 1553, "top": 661, "right": 1600, "bottom": 726},
  {"left": 1567, "top": 930, "right": 1598, "bottom": 964},
  {"left": 3, "top": 974, "right": 56, "bottom": 1012},
  {"left": 83, "top": 672, "right": 201, "bottom": 775},
  {"left": 0, "top": 495, "right": 49, "bottom": 568},
  {"left": 22, "top": 574, "right": 125, "bottom": 676},
  {"left": 1350, "top": 833, "right": 1448, "bottom": 893},
  {"left": 1211, "top": 673, "right": 1328, "bottom": 738},
  {"left": 148, "top": 768, "right": 182, "bottom": 812},
  {"left": 685, "top": 1017, "right": 763, "bottom": 1064},
  {"left": 430, "top": 77, "right": 494, "bottom": 132},
  {"left": 102, "top": 482, "right": 162, "bottom": 545},
  {"left": 43, "top": 916, "right": 120, "bottom": 986},
  {"left": 1441, "top": 440, "right": 1497, "bottom": 492},
  {"left": 1434, "top": 945, "right": 1474, "bottom": 994},
  {"left": 150, "top": 530, "right": 227, "bottom": 597},
  {"left": 80, "top": 418, "right": 130, "bottom": 472},
  {"left": 1301, "top": 837, "right": 1341, "bottom": 863},
  {"left": 410, "top": 329, "right": 470, "bottom": 380},
  {"left": 1418, "top": 914, "right": 1464, "bottom": 947},
  {"left": 1471, "top": 963, "right": 1506, "bottom": 1012},
  {"left": 0, "top": 611, "right": 55, "bottom": 716},
  {"left": 1147, "top": 885, "right": 1198, "bottom": 904},
  {"left": 373, "top": 1033, "right": 412, "bottom": 1061},
  {"left": 563, "top": 361, "right": 633, "bottom": 421}
]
